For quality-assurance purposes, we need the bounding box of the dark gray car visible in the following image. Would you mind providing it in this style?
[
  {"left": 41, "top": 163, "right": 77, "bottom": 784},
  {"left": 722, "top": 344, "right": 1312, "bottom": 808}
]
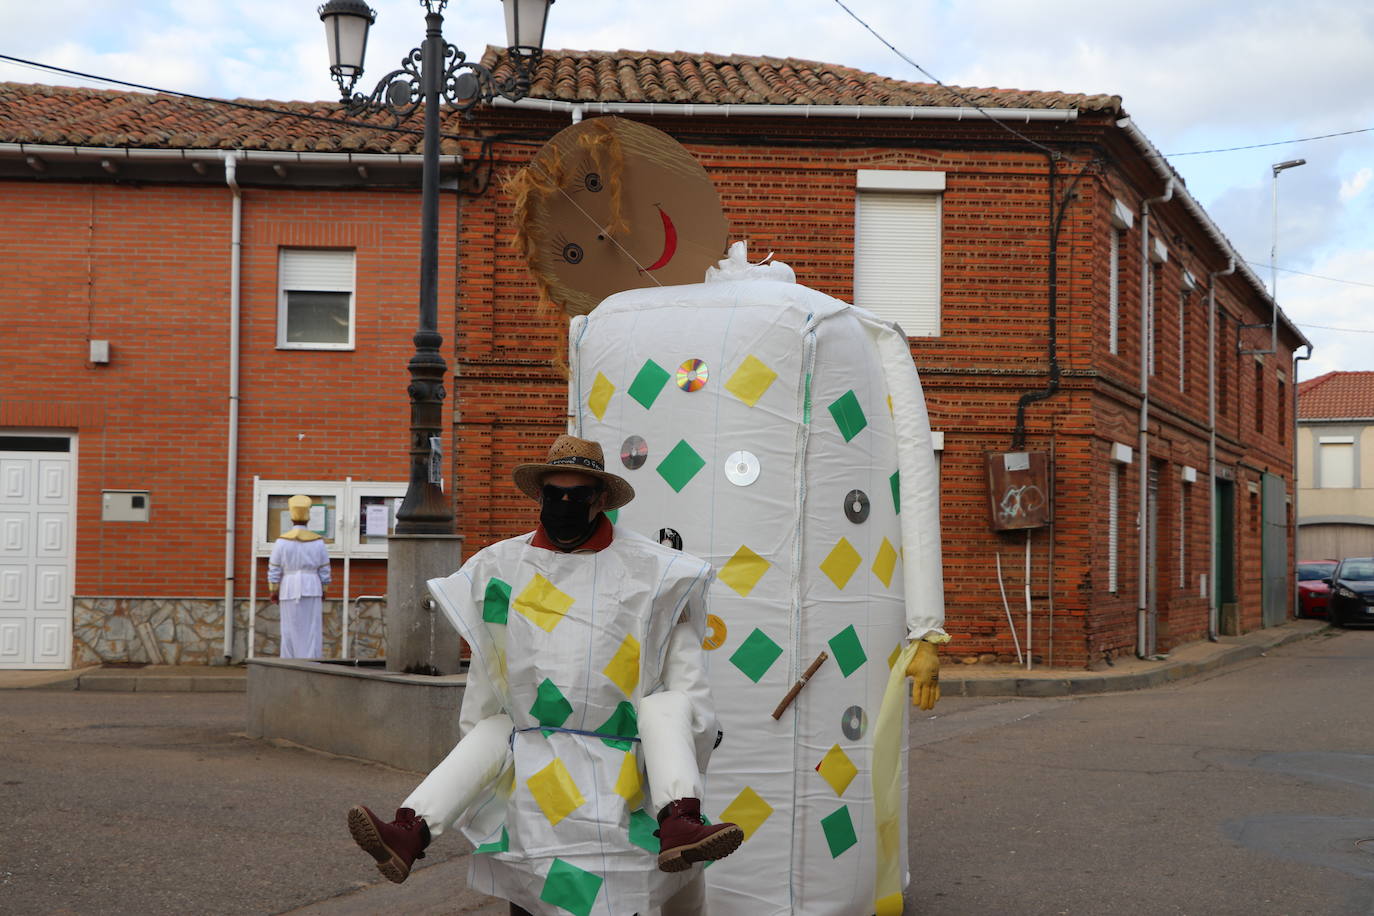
[{"left": 1326, "top": 557, "right": 1374, "bottom": 627}]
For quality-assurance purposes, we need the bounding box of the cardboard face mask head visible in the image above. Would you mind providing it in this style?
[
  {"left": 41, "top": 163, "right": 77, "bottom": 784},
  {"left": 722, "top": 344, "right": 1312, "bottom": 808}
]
[{"left": 512, "top": 117, "right": 728, "bottom": 316}]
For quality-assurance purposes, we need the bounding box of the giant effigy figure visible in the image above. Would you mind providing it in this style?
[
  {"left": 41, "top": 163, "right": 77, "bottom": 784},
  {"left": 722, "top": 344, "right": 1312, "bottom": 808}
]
[{"left": 513, "top": 117, "right": 947, "bottom": 915}]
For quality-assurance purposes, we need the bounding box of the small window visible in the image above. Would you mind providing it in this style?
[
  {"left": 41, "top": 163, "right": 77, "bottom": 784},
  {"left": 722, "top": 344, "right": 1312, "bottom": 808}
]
[
  {"left": 1254, "top": 362, "right": 1265, "bottom": 434},
  {"left": 1319, "top": 437, "right": 1356, "bottom": 489},
  {"left": 853, "top": 171, "right": 943, "bottom": 336},
  {"left": 1108, "top": 464, "right": 1120, "bottom": 592},
  {"left": 1109, "top": 229, "right": 1121, "bottom": 355},
  {"left": 278, "top": 249, "right": 355, "bottom": 349},
  {"left": 1178, "top": 290, "right": 1189, "bottom": 393}
]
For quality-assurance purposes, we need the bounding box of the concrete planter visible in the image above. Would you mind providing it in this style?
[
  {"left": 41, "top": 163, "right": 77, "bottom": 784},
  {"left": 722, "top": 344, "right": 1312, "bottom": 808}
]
[{"left": 247, "top": 658, "right": 467, "bottom": 772}]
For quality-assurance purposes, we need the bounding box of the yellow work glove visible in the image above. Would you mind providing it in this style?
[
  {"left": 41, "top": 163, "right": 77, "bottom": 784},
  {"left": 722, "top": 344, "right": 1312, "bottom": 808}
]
[{"left": 905, "top": 639, "right": 941, "bottom": 710}]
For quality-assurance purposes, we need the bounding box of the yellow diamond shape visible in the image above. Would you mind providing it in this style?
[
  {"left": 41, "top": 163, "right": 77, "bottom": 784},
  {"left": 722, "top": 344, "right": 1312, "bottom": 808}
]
[
  {"left": 527, "top": 758, "right": 585, "bottom": 826},
  {"left": 887, "top": 394, "right": 894, "bottom": 417},
  {"left": 603, "top": 633, "right": 641, "bottom": 696},
  {"left": 872, "top": 537, "right": 898, "bottom": 588},
  {"left": 588, "top": 372, "right": 615, "bottom": 420},
  {"left": 725, "top": 355, "right": 779, "bottom": 407},
  {"left": 719, "top": 786, "right": 774, "bottom": 841},
  {"left": 719, "top": 544, "right": 769, "bottom": 598},
  {"left": 816, "top": 744, "right": 858, "bottom": 796},
  {"left": 887, "top": 642, "right": 902, "bottom": 670},
  {"left": 820, "top": 538, "right": 862, "bottom": 590},
  {"left": 614, "top": 751, "right": 643, "bottom": 808},
  {"left": 514, "top": 574, "right": 575, "bottom": 633}
]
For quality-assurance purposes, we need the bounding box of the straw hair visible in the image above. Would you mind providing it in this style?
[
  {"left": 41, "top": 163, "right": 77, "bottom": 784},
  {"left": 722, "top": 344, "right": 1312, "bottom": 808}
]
[{"left": 512, "top": 435, "right": 635, "bottom": 511}]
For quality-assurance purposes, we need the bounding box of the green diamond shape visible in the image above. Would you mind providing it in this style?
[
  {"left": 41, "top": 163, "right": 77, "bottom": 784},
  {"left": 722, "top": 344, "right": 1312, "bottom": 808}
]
[
  {"left": 628, "top": 360, "right": 671, "bottom": 409},
  {"left": 656, "top": 440, "right": 706, "bottom": 493},
  {"left": 628, "top": 809, "right": 659, "bottom": 853},
  {"left": 828, "top": 390, "right": 868, "bottom": 442},
  {"left": 606, "top": 508, "right": 619, "bottom": 524},
  {"left": 729, "top": 628, "right": 784, "bottom": 683},
  {"left": 530, "top": 678, "right": 573, "bottom": 730},
  {"left": 540, "top": 858, "right": 603, "bottom": 916},
  {"left": 828, "top": 624, "right": 868, "bottom": 677},
  {"left": 890, "top": 470, "right": 901, "bottom": 514},
  {"left": 596, "top": 700, "right": 639, "bottom": 750},
  {"left": 474, "top": 825, "right": 508, "bottom": 854},
  {"left": 483, "top": 577, "right": 511, "bottom": 624},
  {"left": 821, "top": 805, "right": 858, "bottom": 858}
]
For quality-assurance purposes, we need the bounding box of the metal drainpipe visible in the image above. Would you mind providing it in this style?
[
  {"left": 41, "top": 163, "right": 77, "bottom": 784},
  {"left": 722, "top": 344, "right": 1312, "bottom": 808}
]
[
  {"left": 222, "top": 152, "right": 242, "bottom": 661},
  {"left": 1207, "top": 258, "right": 1236, "bottom": 640},
  {"left": 1292, "top": 343, "right": 1313, "bottom": 617},
  {"left": 1137, "top": 178, "right": 1174, "bottom": 658}
]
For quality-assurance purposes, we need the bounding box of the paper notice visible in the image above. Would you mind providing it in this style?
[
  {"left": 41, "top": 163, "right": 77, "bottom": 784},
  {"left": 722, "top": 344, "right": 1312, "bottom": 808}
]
[{"left": 366, "top": 503, "right": 389, "bottom": 537}]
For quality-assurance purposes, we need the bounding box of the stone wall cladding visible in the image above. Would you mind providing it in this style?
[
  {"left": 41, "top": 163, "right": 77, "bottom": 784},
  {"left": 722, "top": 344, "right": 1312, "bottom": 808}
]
[{"left": 73, "top": 598, "right": 385, "bottom": 665}]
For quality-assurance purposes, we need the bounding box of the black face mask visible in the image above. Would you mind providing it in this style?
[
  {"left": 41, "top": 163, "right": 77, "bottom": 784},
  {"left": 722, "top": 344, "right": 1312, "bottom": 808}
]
[{"left": 540, "top": 484, "right": 601, "bottom": 549}]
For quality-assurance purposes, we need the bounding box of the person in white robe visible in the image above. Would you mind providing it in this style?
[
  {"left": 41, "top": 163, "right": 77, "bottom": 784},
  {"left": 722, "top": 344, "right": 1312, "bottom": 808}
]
[
  {"left": 347, "top": 436, "right": 743, "bottom": 916},
  {"left": 268, "top": 494, "right": 332, "bottom": 659}
]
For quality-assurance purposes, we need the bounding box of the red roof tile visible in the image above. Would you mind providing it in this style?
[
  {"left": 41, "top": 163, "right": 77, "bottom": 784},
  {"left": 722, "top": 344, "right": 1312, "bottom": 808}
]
[
  {"left": 1298, "top": 371, "right": 1374, "bottom": 419},
  {"left": 0, "top": 48, "right": 1120, "bottom": 152}
]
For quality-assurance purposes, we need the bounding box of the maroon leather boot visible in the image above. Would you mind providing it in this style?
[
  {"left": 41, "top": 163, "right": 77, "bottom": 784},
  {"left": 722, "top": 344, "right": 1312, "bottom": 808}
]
[
  {"left": 347, "top": 805, "right": 430, "bottom": 883},
  {"left": 654, "top": 798, "right": 744, "bottom": 872}
]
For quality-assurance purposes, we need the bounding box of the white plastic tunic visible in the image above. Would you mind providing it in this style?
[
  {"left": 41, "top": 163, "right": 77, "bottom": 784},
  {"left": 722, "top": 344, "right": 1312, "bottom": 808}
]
[
  {"left": 426, "top": 527, "right": 716, "bottom": 916},
  {"left": 568, "top": 262, "right": 945, "bottom": 915}
]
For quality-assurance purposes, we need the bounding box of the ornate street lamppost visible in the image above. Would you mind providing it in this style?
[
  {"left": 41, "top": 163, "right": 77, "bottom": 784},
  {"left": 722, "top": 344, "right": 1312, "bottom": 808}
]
[
  {"left": 319, "top": 0, "right": 553, "bottom": 537},
  {"left": 319, "top": 0, "right": 552, "bottom": 673}
]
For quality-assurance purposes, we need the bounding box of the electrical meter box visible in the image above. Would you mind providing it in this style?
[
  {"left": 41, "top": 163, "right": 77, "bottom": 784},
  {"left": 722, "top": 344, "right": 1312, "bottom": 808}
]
[
  {"left": 986, "top": 451, "right": 1051, "bottom": 531},
  {"left": 102, "top": 490, "right": 151, "bottom": 522}
]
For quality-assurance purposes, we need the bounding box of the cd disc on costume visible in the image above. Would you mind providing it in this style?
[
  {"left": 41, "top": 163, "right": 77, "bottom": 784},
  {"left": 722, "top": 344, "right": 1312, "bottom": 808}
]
[
  {"left": 702, "top": 614, "right": 728, "bottom": 651},
  {"left": 843, "top": 489, "right": 870, "bottom": 523},
  {"left": 676, "top": 359, "right": 709, "bottom": 392},
  {"left": 620, "top": 435, "right": 648, "bottom": 470},
  {"left": 724, "top": 450, "right": 760, "bottom": 486},
  {"left": 841, "top": 705, "right": 868, "bottom": 740}
]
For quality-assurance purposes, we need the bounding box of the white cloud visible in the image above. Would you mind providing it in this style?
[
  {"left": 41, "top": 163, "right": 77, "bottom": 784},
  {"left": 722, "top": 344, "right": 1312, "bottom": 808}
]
[{"left": 1340, "top": 167, "right": 1373, "bottom": 204}]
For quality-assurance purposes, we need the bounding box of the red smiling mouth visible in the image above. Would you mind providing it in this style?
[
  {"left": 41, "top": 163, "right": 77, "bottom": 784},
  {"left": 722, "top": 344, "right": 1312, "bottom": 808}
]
[{"left": 644, "top": 205, "right": 678, "bottom": 271}]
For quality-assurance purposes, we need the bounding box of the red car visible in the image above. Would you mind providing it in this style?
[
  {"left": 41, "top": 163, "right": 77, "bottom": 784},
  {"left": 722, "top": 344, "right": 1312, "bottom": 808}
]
[{"left": 1298, "top": 560, "right": 1338, "bottom": 618}]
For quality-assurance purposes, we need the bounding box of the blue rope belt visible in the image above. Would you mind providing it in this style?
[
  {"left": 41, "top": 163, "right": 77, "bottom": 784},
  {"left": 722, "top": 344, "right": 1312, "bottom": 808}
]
[{"left": 510, "top": 725, "right": 641, "bottom": 747}]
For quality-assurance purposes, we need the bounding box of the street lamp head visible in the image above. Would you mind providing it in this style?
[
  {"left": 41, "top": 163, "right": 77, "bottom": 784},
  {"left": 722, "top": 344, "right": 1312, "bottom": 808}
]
[
  {"left": 1272, "top": 158, "right": 1307, "bottom": 176},
  {"left": 502, "top": 0, "right": 554, "bottom": 68},
  {"left": 319, "top": 0, "right": 377, "bottom": 102}
]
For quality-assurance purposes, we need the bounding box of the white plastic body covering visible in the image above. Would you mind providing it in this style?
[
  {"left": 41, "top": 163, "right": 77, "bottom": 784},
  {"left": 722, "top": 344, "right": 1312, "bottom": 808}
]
[{"left": 568, "top": 251, "right": 945, "bottom": 915}]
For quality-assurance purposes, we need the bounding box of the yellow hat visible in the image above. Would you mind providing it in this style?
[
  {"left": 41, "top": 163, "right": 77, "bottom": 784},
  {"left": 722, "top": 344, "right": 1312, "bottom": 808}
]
[{"left": 288, "top": 494, "right": 313, "bottom": 524}]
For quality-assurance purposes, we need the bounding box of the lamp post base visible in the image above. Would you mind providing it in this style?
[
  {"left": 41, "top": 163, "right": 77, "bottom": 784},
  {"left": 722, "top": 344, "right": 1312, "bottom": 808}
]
[{"left": 384, "top": 533, "right": 465, "bottom": 674}]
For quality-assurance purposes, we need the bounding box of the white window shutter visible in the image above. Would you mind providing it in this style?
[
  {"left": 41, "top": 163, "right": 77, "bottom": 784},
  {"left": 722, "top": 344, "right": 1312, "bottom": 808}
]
[
  {"left": 1109, "top": 230, "right": 1120, "bottom": 354},
  {"left": 281, "top": 249, "right": 354, "bottom": 292},
  {"left": 854, "top": 191, "right": 941, "bottom": 336}
]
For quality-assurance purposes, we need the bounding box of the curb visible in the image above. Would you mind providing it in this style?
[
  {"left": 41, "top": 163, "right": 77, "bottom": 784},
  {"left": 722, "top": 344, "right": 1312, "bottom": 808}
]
[{"left": 940, "top": 623, "right": 1324, "bottom": 698}]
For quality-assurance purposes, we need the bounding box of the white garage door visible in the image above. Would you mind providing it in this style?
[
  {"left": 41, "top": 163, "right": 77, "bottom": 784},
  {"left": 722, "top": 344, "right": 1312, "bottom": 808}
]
[{"left": 0, "top": 436, "right": 75, "bottom": 669}]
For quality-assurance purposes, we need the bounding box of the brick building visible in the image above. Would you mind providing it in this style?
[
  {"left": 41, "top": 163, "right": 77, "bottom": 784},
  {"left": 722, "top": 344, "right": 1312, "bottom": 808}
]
[{"left": 0, "top": 49, "right": 1305, "bottom": 670}]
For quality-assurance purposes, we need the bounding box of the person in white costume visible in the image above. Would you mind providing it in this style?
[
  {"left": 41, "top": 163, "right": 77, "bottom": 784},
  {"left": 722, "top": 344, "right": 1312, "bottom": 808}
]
[
  {"left": 569, "top": 244, "right": 947, "bottom": 915},
  {"left": 348, "top": 436, "right": 744, "bottom": 916},
  {"left": 267, "top": 494, "right": 332, "bottom": 659}
]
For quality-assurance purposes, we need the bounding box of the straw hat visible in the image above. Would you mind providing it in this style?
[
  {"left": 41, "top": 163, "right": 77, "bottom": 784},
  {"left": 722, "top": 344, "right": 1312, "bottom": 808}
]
[{"left": 512, "top": 435, "right": 635, "bottom": 511}]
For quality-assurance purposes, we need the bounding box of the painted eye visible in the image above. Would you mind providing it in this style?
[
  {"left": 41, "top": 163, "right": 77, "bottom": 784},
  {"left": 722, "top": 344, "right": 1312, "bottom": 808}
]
[
  {"left": 584, "top": 172, "right": 603, "bottom": 192},
  {"left": 561, "top": 242, "right": 584, "bottom": 264}
]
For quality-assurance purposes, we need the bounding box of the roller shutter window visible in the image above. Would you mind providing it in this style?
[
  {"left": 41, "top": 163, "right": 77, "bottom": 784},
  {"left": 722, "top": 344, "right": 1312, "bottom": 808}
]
[
  {"left": 278, "top": 248, "right": 355, "bottom": 349},
  {"left": 854, "top": 171, "right": 942, "bottom": 336},
  {"left": 1318, "top": 437, "right": 1355, "bottom": 489}
]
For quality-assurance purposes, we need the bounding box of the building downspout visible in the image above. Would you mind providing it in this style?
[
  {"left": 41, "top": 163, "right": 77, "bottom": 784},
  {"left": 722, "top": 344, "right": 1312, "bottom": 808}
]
[
  {"left": 1138, "top": 178, "right": 1174, "bottom": 658},
  {"left": 1207, "top": 258, "right": 1236, "bottom": 640},
  {"left": 1292, "top": 343, "right": 1313, "bottom": 617},
  {"left": 222, "top": 152, "right": 242, "bottom": 661}
]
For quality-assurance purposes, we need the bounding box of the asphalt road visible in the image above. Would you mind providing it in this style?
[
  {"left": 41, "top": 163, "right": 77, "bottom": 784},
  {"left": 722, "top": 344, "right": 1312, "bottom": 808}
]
[{"left": 3, "top": 628, "right": 1371, "bottom": 915}]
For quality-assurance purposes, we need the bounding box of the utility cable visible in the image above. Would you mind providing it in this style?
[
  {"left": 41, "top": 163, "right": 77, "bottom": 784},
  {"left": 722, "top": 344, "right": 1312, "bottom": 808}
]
[
  {"left": 828, "top": 0, "right": 1058, "bottom": 158},
  {"left": 1242, "top": 259, "right": 1374, "bottom": 290}
]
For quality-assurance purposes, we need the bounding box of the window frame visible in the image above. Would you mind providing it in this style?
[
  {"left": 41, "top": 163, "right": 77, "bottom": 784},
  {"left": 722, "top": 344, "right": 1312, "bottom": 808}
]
[{"left": 276, "top": 248, "right": 357, "bottom": 351}]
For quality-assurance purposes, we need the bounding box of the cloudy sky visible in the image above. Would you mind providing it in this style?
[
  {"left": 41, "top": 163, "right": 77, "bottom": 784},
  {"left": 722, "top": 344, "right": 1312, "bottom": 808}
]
[{"left": 4, "top": 0, "right": 1371, "bottom": 380}]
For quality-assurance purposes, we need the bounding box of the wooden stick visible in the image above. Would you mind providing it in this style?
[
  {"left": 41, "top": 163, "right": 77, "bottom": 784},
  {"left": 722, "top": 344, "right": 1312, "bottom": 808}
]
[{"left": 771, "top": 651, "right": 829, "bottom": 720}]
